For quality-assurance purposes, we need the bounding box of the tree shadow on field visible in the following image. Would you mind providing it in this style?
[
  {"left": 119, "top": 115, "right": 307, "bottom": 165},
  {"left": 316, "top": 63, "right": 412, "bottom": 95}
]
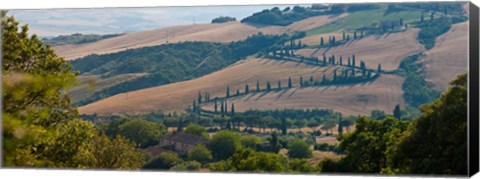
[
  {"left": 287, "top": 88, "right": 299, "bottom": 98},
  {"left": 243, "top": 93, "right": 256, "bottom": 102},
  {"left": 275, "top": 89, "right": 289, "bottom": 101},
  {"left": 255, "top": 91, "right": 270, "bottom": 101}
]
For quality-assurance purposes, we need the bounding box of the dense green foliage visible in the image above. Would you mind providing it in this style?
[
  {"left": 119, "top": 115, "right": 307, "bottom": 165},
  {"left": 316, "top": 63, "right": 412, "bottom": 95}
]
[
  {"left": 104, "top": 118, "right": 166, "bottom": 148},
  {"left": 397, "top": 53, "right": 440, "bottom": 109},
  {"left": 170, "top": 161, "right": 202, "bottom": 171},
  {"left": 287, "top": 139, "right": 313, "bottom": 159},
  {"left": 319, "top": 74, "right": 467, "bottom": 175},
  {"left": 184, "top": 124, "right": 208, "bottom": 138},
  {"left": 314, "top": 143, "right": 344, "bottom": 154},
  {"left": 71, "top": 33, "right": 286, "bottom": 106},
  {"left": 187, "top": 145, "right": 213, "bottom": 165},
  {"left": 42, "top": 33, "right": 123, "bottom": 46},
  {"left": 211, "top": 16, "right": 236, "bottom": 23},
  {"left": 416, "top": 16, "right": 453, "bottom": 50},
  {"left": 319, "top": 116, "right": 409, "bottom": 173},
  {"left": 2, "top": 12, "right": 144, "bottom": 169},
  {"left": 209, "top": 148, "right": 289, "bottom": 172},
  {"left": 385, "top": 74, "right": 467, "bottom": 175},
  {"left": 143, "top": 151, "right": 181, "bottom": 170},
  {"left": 208, "top": 130, "right": 242, "bottom": 160},
  {"left": 241, "top": 6, "right": 324, "bottom": 26}
]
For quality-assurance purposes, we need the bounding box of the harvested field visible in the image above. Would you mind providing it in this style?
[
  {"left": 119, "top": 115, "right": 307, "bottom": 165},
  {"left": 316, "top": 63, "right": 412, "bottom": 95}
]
[
  {"left": 421, "top": 22, "right": 469, "bottom": 92},
  {"left": 296, "top": 28, "right": 424, "bottom": 71}
]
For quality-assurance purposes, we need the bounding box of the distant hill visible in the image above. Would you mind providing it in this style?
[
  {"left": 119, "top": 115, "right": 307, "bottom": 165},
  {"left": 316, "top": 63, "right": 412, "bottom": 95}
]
[
  {"left": 53, "top": 15, "right": 345, "bottom": 60},
  {"left": 42, "top": 33, "right": 123, "bottom": 46}
]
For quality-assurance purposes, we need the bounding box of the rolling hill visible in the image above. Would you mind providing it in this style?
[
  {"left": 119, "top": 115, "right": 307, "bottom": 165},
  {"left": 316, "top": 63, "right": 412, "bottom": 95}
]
[
  {"left": 421, "top": 21, "right": 468, "bottom": 92},
  {"left": 53, "top": 14, "right": 347, "bottom": 60},
  {"left": 296, "top": 28, "right": 424, "bottom": 71},
  {"left": 78, "top": 57, "right": 404, "bottom": 116}
]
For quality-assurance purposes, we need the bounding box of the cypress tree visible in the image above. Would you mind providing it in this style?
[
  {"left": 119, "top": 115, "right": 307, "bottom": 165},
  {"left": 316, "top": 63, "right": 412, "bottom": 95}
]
[
  {"left": 236, "top": 89, "right": 240, "bottom": 96},
  {"left": 266, "top": 81, "right": 271, "bottom": 91},
  {"left": 393, "top": 104, "right": 401, "bottom": 119},
  {"left": 231, "top": 103, "right": 235, "bottom": 115},
  {"left": 225, "top": 100, "right": 228, "bottom": 116},
  {"left": 177, "top": 119, "right": 183, "bottom": 132},
  {"left": 322, "top": 74, "right": 327, "bottom": 83},
  {"left": 323, "top": 54, "right": 327, "bottom": 64},
  {"left": 351, "top": 69, "right": 355, "bottom": 77},
  {"left": 342, "top": 31, "right": 346, "bottom": 40},
  {"left": 354, "top": 31, "right": 357, "bottom": 39},
  {"left": 421, "top": 13, "right": 424, "bottom": 22},
  {"left": 333, "top": 69, "right": 337, "bottom": 80},
  {"left": 288, "top": 77, "right": 292, "bottom": 88},
  {"left": 377, "top": 64, "right": 382, "bottom": 72},
  {"left": 192, "top": 100, "right": 197, "bottom": 112},
  {"left": 348, "top": 57, "right": 351, "bottom": 66},
  {"left": 340, "top": 56, "right": 343, "bottom": 66},
  {"left": 367, "top": 71, "right": 372, "bottom": 78},
  {"left": 245, "top": 84, "right": 250, "bottom": 94},
  {"left": 214, "top": 100, "right": 218, "bottom": 113},
  {"left": 338, "top": 117, "right": 343, "bottom": 135},
  {"left": 298, "top": 40, "right": 302, "bottom": 48},
  {"left": 277, "top": 80, "right": 282, "bottom": 90},
  {"left": 198, "top": 92, "right": 202, "bottom": 104},
  {"left": 347, "top": 34, "right": 350, "bottom": 41},
  {"left": 360, "top": 31, "right": 364, "bottom": 38},
  {"left": 399, "top": 18, "right": 403, "bottom": 26},
  {"left": 332, "top": 36, "right": 336, "bottom": 44},
  {"left": 320, "top": 37, "right": 324, "bottom": 46},
  {"left": 221, "top": 100, "right": 225, "bottom": 117},
  {"left": 226, "top": 86, "right": 230, "bottom": 98},
  {"left": 226, "top": 119, "right": 232, "bottom": 130},
  {"left": 300, "top": 76, "right": 304, "bottom": 87},
  {"left": 430, "top": 12, "right": 434, "bottom": 21},
  {"left": 256, "top": 80, "right": 260, "bottom": 92},
  {"left": 204, "top": 92, "right": 209, "bottom": 102},
  {"left": 281, "top": 118, "right": 287, "bottom": 136},
  {"left": 310, "top": 76, "right": 314, "bottom": 83},
  {"left": 352, "top": 54, "right": 356, "bottom": 67}
]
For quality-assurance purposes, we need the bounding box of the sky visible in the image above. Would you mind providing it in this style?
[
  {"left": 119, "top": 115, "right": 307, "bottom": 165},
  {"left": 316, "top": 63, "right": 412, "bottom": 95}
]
[{"left": 9, "top": 5, "right": 298, "bottom": 37}]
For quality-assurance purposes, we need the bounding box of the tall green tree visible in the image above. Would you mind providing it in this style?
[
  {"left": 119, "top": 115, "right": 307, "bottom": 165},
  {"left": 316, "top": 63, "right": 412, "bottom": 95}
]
[
  {"left": 187, "top": 145, "right": 212, "bottom": 165},
  {"left": 184, "top": 124, "right": 208, "bottom": 138},
  {"left": 387, "top": 74, "right": 468, "bottom": 175},
  {"left": 209, "top": 130, "right": 242, "bottom": 160},
  {"left": 288, "top": 77, "right": 292, "bottom": 88},
  {"left": 2, "top": 12, "right": 145, "bottom": 168},
  {"left": 287, "top": 139, "right": 313, "bottom": 159},
  {"left": 393, "top": 104, "right": 402, "bottom": 119}
]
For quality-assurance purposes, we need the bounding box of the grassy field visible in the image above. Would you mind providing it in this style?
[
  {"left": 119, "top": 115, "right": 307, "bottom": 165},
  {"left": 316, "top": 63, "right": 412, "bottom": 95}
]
[{"left": 307, "top": 8, "right": 422, "bottom": 35}]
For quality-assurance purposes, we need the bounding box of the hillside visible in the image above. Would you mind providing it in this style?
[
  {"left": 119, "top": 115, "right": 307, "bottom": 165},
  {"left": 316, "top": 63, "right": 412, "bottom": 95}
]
[
  {"left": 421, "top": 21, "right": 468, "bottom": 92},
  {"left": 53, "top": 14, "right": 346, "bottom": 60},
  {"left": 78, "top": 57, "right": 404, "bottom": 116},
  {"left": 295, "top": 28, "right": 424, "bottom": 71}
]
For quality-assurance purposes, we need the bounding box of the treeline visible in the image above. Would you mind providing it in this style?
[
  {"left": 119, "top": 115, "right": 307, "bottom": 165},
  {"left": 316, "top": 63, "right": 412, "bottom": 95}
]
[
  {"left": 211, "top": 16, "right": 236, "bottom": 23},
  {"left": 42, "top": 33, "right": 123, "bottom": 46},
  {"left": 241, "top": 6, "right": 324, "bottom": 26},
  {"left": 195, "top": 67, "right": 379, "bottom": 109},
  {"left": 397, "top": 53, "right": 439, "bottom": 109},
  {"left": 71, "top": 33, "right": 288, "bottom": 106},
  {"left": 386, "top": 2, "right": 467, "bottom": 16}
]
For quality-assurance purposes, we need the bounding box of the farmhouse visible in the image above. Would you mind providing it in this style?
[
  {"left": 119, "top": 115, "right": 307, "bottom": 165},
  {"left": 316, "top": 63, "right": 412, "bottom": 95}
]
[{"left": 158, "top": 132, "right": 209, "bottom": 155}]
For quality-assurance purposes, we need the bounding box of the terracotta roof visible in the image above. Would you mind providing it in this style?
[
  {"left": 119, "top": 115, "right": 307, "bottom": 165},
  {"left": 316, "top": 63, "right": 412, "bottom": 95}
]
[{"left": 160, "top": 132, "right": 209, "bottom": 145}]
